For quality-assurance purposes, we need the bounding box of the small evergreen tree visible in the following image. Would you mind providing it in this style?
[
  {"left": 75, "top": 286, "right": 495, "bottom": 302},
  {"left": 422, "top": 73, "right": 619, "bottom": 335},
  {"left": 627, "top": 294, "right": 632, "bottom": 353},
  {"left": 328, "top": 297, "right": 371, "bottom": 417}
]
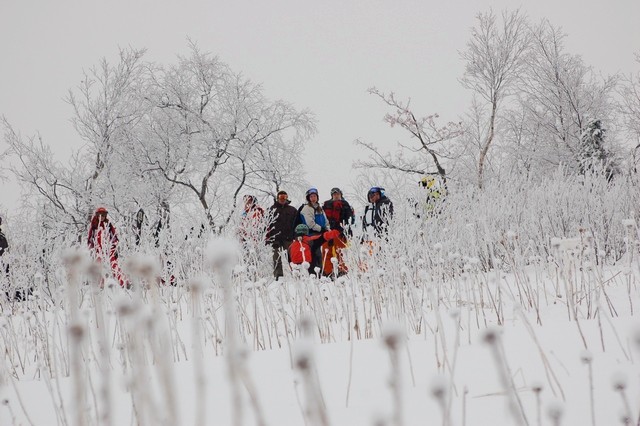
[{"left": 579, "top": 119, "right": 616, "bottom": 179}]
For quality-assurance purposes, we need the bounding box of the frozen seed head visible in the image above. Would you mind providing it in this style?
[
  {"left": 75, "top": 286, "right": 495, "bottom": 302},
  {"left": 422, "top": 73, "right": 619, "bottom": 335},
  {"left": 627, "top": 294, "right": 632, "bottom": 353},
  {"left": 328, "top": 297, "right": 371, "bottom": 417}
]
[
  {"left": 293, "top": 340, "right": 313, "bottom": 371},
  {"left": 429, "top": 375, "right": 448, "bottom": 400},
  {"left": 372, "top": 412, "right": 388, "bottom": 426},
  {"left": 531, "top": 380, "right": 543, "bottom": 393},
  {"left": 619, "top": 411, "right": 632, "bottom": 425},
  {"left": 114, "top": 295, "right": 137, "bottom": 317},
  {"left": 187, "top": 277, "right": 208, "bottom": 294},
  {"left": 632, "top": 325, "right": 640, "bottom": 349},
  {"left": 482, "top": 326, "right": 499, "bottom": 345},
  {"left": 206, "top": 237, "right": 240, "bottom": 271},
  {"left": 61, "top": 247, "right": 88, "bottom": 269},
  {"left": 611, "top": 371, "right": 627, "bottom": 391},
  {"left": 104, "top": 278, "right": 119, "bottom": 290},
  {"left": 622, "top": 219, "right": 635, "bottom": 229},
  {"left": 127, "top": 254, "right": 159, "bottom": 278},
  {"left": 298, "top": 315, "right": 314, "bottom": 335},
  {"left": 546, "top": 400, "right": 564, "bottom": 422},
  {"left": 87, "top": 262, "right": 102, "bottom": 282},
  {"left": 580, "top": 349, "right": 593, "bottom": 364},
  {"left": 236, "top": 344, "right": 249, "bottom": 362},
  {"left": 382, "top": 322, "right": 405, "bottom": 351},
  {"left": 68, "top": 322, "right": 85, "bottom": 342}
]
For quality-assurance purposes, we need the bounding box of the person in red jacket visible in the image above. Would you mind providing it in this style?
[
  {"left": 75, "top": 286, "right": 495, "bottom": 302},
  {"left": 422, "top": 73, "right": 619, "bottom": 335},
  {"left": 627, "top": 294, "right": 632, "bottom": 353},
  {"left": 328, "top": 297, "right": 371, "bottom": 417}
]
[
  {"left": 320, "top": 229, "right": 348, "bottom": 276},
  {"left": 322, "top": 187, "right": 355, "bottom": 239},
  {"left": 289, "top": 224, "right": 312, "bottom": 265},
  {"left": 238, "top": 195, "right": 265, "bottom": 244},
  {"left": 87, "top": 207, "right": 128, "bottom": 288},
  {"left": 288, "top": 224, "right": 324, "bottom": 275}
]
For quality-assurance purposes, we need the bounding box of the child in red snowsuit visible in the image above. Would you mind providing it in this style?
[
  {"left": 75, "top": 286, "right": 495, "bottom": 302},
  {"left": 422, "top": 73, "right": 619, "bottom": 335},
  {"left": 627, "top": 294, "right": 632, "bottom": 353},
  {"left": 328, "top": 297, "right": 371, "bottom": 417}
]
[
  {"left": 289, "top": 224, "right": 323, "bottom": 275},
  {"left": 320, "top": 229, "right": 348, "bottom": 276},
  {"left": 87, "top": 207, "right": 129, "bottom": 288},
  {"left": 289, "top": 224, "right": 313, "bottom": 265}
]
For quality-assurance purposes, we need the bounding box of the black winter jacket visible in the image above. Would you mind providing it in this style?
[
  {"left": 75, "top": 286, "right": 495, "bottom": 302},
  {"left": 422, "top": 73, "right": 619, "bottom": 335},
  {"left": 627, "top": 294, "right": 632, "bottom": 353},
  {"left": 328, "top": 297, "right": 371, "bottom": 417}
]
[
  {"left": 268, "top": 201, "right": 298, "bottom": 244},
  {"left": 363, "top": 196, "right": 394, "bottom": 236}
]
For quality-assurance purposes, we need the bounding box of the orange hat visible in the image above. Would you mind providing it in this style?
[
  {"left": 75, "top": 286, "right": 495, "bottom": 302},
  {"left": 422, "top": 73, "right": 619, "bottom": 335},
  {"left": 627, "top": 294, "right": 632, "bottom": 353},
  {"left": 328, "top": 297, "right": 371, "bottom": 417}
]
[{"left": 323, "top": 230, "right": 340, "bottom": 241}]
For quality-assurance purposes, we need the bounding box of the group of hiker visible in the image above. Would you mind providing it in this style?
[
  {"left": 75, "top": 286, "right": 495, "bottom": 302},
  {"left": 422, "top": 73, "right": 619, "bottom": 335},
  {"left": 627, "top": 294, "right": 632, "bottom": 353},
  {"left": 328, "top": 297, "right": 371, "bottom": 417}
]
[
  {"left": 1, "top": 181, "right": 415, "bottom": 294},
  {"left": 259, "top": 186, "right": 394, "bottom": 279}
]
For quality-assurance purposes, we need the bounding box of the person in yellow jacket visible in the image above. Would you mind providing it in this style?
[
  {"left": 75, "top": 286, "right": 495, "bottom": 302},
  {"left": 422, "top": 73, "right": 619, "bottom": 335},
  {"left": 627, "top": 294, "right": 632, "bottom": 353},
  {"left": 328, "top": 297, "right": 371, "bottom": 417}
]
[{"left": 418, "top": 176, "right": 446, "bottom": 217}]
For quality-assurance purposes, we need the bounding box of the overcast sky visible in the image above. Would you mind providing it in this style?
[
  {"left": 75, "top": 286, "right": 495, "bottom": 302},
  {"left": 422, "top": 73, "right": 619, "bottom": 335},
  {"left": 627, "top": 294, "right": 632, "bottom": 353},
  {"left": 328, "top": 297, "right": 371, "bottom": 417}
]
[{"left": 1, "top": 0, "right": 639, "bottom": 212}]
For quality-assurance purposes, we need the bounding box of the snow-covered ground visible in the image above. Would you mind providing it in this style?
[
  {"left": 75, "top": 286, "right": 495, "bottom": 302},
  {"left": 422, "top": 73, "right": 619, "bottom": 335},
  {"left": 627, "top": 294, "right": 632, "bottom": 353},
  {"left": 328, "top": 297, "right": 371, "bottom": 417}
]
[
  {"left": 2, "top": 246, "right": 639, "bottom": 426},
  {"left": 1, "top": 175, "right": 639, "bottom": 426}
]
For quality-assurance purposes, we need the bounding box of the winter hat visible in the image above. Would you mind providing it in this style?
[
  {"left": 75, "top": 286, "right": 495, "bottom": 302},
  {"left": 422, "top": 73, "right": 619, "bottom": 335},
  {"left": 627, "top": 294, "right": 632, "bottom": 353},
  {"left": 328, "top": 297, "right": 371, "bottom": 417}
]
[
  {"left": 243, "top": 195, "right": 256, "bottom": 204},
  {"left": 277, "top": 190, "right": 288, "bottom": 197},
  {"left": 295, "top": 224, "right": 309, "bottom": 236},
  {"left": 330, "top": 187, "right": 342, "bottom": 195},
  {"left": 305, "top": 187, "right": 319, "bottom": 202},
  {"left": 323, "top": 229, "right": 340, "bottom": 241},
  {"left": 367, "top": 187, "right": 384, "bottom": 200},
  {"left": 95, "top": 206, "right": 108, "bottom": 215}
]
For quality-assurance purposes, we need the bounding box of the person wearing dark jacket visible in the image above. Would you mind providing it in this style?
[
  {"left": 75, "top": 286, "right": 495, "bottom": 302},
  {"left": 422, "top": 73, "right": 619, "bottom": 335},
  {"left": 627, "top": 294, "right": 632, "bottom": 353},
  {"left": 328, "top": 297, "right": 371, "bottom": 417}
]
[
  {"left": 1, "top": 216, "right": 32, "bottom": 300},
  {"left": 363, "top": 187, "right": 394, "bottom": 237},
  {"left": 0, "top": 216, "right": 9, "bottom": 279},
  {"left": 322, "top": 187, "right": 355, "bottom": 238},
  {"left": 0, "top": 216, "right": 7, "bottom": 259},
  {"left": 268, "top": 190, "right": 298, "bottom": 278}
]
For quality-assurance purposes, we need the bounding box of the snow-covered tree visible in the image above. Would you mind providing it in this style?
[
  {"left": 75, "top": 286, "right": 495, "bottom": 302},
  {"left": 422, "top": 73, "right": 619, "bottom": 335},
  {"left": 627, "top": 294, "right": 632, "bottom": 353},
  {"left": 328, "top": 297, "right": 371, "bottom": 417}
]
[
  {"left": 579, "top": 119, "right": 616, "bottom": 178},
  {"left": 460, "top": 9, "right": 530, "bottom": 189},
  {"left": 617, "top": 53, "right": 640, "bottom": 172},
  {"left": 3, "top": 45, "right": 315, "bottom": 234},
  {"left": 514, "top": 20, "right": 618, "bottom": 176},
  {"left": 135, "top": 44, "right": 315, "bottom": 231},
  {"left": 354, "top": 88, "right": 463, "bottom": 186}
]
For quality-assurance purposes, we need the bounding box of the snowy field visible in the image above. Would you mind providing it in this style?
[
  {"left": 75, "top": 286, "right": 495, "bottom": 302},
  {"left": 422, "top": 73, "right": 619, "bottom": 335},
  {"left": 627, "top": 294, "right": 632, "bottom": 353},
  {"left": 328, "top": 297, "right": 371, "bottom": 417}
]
[
  {"left": 1, "top": 2, "right": 640, "bottom": 425},
  {"left": 1, "top": 175, "right": 639, "bottom": 426}
]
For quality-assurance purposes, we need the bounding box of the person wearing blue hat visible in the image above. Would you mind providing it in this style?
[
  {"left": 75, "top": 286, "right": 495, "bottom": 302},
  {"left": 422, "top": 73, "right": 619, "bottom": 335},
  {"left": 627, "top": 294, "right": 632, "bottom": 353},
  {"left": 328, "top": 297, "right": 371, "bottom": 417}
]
[{"left": 363, "top": 187, "right": 394, "bottom": 237}]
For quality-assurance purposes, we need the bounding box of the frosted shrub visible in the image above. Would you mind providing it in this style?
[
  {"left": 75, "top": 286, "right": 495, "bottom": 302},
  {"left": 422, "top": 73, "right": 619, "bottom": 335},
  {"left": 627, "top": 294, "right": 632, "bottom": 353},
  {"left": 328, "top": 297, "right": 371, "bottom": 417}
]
[{"left": 0, "top": 169, "right": 638, "bottom": 425}]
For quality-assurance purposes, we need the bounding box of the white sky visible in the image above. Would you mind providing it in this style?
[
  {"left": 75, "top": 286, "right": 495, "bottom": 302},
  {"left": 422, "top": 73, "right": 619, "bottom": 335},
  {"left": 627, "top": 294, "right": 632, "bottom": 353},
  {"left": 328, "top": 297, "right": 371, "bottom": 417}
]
[{"left": 1, "top": 0, "right": 639, "bottom": 211}]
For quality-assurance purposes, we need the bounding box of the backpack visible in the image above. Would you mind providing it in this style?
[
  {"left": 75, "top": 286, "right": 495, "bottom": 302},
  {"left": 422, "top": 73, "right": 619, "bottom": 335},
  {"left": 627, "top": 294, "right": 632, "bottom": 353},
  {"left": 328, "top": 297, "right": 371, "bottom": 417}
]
[
  {"left": 293, "top": 205, "right": 306, "bottom": 228},
  {"left": 0, "top": 232, "right": 8, "bottom": 256}
]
